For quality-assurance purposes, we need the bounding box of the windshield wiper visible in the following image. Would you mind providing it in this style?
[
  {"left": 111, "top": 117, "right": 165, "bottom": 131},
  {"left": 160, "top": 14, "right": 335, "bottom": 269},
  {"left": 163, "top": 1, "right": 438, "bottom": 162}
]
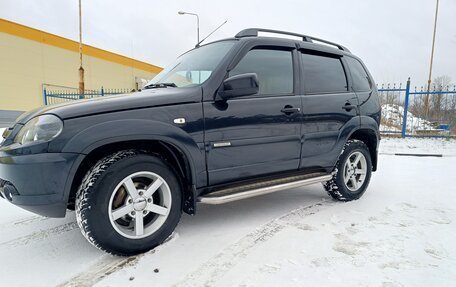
[{"left": 144, "top": 83, "right": 177, "bottom": 89}]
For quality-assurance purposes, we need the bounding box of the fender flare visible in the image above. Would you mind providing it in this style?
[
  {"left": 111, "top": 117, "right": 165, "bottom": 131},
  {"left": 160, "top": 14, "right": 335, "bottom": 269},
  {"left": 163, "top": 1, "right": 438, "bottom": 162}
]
[
  {"left": 330, "top": 117, "right": 379, "bottom": 170},
  {"left": 358, "top": 116, "right": 381, "bottom": 135},
  {"left": 62, "top": 119, "right": 206, "bottom": 190},
  {"left": 347, "top": 116, "right": 380, "bottom": 170}
]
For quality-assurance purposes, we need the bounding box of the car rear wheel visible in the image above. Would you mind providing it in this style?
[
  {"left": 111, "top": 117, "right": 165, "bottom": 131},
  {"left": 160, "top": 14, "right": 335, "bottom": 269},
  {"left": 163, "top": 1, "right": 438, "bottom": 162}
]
[
  {"left": 323, "top": 140, "right": 372, "bottom": 201},
  {"left": 75, "top": 150, "right": 182, "bottom": 256}
]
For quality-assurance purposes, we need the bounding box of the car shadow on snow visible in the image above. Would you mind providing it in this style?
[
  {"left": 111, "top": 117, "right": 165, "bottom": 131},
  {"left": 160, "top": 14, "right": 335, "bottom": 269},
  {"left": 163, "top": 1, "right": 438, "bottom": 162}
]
[{"left": 177, "top": 185, "right": 327, "bottom": 235}]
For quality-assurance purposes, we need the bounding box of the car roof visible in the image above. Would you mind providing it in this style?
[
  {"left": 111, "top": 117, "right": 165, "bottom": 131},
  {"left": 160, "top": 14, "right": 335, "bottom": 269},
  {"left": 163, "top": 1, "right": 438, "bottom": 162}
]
[
  {"left": 211, "top": 28, "right": 354, "bottom": 58},
  {"left": 236, "top": 28, "right": 350, "bottom": 51}
]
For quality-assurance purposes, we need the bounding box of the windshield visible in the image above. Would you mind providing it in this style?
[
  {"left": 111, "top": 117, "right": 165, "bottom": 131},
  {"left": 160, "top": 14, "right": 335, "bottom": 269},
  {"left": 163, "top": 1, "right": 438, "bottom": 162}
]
[{"left": 146, "top": 40, "right": 235, "bottom": 88}]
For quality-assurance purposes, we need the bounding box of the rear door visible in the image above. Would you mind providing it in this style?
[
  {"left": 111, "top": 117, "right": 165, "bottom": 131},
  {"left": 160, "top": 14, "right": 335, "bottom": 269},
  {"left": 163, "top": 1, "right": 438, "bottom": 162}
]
[
  {"left": 299, "top": 50, "right": 359, "bottom": 170},
  {"left": 204, "top": 45, "right": 302, "bottom": 185},
  {"left": 344, "top": 56, "right": 377, "bottom": 121}
]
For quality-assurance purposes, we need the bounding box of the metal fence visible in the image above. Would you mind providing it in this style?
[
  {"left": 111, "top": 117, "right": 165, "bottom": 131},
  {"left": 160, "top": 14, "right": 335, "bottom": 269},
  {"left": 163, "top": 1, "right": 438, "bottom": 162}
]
[
  {"left": 44, "top": 86, "right": 132, "bottom": 105},
  {"left": 378, "top": 78, "right": 456, "bottom": 138}
]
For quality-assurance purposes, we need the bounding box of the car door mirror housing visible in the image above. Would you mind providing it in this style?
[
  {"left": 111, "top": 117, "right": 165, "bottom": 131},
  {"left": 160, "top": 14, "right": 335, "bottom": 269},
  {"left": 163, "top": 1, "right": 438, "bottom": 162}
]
[{"left": 218, "top": 73, "right": 259, "bottom": 100}]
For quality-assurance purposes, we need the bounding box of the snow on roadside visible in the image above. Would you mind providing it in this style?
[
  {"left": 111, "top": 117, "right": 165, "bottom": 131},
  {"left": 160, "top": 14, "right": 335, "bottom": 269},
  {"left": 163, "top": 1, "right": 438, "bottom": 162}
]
[
  {"left": 0, "top": 127, "right": 5, "bottom": 139},
  {"left": 380, "top": 137, "right": 456, "bottom": 156},
  {"left": 381, "top": 104, "right": 435, "bottom": 132}
]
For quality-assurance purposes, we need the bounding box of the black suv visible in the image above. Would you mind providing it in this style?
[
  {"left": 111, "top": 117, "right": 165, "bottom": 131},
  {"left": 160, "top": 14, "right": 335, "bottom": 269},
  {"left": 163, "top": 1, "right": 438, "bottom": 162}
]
[{"left": 0, "top": 29, "right": 380, "bottom": 255}]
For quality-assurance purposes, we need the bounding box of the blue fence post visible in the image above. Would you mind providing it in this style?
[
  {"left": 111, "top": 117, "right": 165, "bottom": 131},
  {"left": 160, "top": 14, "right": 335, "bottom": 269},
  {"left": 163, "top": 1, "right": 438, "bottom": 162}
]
[
  {"left": 401, "top": 77, "right": 411, "bottom": 138},
  {"left": 43, "top": 87, "right": 48, "bottom": 105},
  {"left": 101, "top": 86, "right": 104, "bottom": 97}
]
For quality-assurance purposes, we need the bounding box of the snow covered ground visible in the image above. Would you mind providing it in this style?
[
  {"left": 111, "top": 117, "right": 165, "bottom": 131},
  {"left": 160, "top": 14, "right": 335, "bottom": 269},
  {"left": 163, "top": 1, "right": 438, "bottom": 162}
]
[
  {"left": 380, "top": 137, "right": 456, "bottom": 156},
  {"left": 0, "top": 134, "right": 455, "bottom": 286}
]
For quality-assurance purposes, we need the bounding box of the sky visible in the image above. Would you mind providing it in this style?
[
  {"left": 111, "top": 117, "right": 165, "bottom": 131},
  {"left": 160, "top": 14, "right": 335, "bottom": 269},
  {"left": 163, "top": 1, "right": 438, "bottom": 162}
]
[{"left": 1, "top": 0, "right": 455, "bottom": 86}]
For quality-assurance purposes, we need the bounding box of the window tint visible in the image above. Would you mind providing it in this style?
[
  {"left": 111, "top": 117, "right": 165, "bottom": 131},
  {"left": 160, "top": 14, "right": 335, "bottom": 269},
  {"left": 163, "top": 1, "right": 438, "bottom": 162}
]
[
  {"left": 346, "top": 57, "right": 371, "bottom": 92},
  {"left": 301, "top": 53, "right": 347, "bottom": 94},
  {"left": 230, "top": 49, "right": 293, "bottom": 95}
]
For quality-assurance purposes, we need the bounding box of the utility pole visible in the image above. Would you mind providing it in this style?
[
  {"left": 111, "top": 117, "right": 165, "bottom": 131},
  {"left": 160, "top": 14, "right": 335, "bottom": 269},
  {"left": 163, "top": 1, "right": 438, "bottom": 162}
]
[
  {"left": 424, "top": 0, "right": 440, "bottom": 118},
  {"left": 78, "top": 0, "right": 85, "bottom": 96}
]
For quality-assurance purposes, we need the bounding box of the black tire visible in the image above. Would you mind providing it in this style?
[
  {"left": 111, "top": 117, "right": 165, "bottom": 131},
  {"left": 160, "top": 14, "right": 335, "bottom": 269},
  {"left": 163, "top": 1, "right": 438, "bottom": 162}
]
[
  {"left": 75, "top": 150, "right": 182, "bottom": 256},
  {"left": 323, "top": 139, "right": 372, "bottom": 201}
]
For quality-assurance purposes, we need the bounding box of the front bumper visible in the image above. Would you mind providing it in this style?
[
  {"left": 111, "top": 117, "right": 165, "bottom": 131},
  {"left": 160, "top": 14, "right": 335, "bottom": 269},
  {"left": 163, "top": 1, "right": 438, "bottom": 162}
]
[{"left": 0, "top": 151, "right": 82, "bottom": 217}]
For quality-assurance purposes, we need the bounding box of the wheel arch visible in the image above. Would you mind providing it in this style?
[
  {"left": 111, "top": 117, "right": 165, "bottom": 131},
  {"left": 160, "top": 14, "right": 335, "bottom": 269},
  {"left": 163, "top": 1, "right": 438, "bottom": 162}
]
[
  {"left": 67, "top": 139, "right": 198, "bottom": 214},
  {"left": 62, "top": 119, "right": 205, "bottom": 215},
  {"left": 347, "top": 128, "right": 379, "bottom": 171}
]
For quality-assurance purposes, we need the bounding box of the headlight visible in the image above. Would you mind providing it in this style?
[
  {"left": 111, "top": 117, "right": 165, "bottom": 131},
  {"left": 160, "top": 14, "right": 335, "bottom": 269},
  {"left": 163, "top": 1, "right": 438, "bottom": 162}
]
[{"left": 14, "top": 115, "right": 63, "bottom": 145}]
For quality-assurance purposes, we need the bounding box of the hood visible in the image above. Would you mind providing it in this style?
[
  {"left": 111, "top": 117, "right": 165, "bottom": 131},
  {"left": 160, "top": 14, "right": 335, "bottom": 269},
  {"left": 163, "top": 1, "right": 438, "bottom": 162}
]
[{"left": 16, "top": 87, "right": 202, "bottom": 124}]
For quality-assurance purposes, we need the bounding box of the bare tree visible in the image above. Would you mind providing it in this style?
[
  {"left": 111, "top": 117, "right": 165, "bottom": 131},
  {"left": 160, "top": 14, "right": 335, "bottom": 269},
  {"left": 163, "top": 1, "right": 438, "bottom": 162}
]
[{"left": 431, "top": 76, "right": 455, "bottom": 133}]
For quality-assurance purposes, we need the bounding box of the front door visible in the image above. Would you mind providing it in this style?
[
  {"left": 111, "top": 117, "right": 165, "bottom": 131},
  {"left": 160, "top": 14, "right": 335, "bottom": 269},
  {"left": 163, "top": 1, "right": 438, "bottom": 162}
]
[{"left": 204, "top": 47, "right": 302, "bottom": 185}]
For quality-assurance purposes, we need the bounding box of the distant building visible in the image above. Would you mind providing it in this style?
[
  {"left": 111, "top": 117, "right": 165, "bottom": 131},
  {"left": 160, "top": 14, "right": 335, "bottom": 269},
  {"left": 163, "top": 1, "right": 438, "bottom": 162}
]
[{"left": 0, "top": 19, "right": 162, "bottom": 115}]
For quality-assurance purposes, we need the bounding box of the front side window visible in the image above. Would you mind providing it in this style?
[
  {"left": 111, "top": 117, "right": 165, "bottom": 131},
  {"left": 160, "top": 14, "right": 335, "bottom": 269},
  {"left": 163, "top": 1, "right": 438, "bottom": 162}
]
[
  {"left": 346, "top": 57, "right": 371, "bottom": 92},
  {"left": 146, "top": 40, "right": 235, "bottom": 88},
  {"left": 301, "top": 53, "right": 348, "bottom": 94},
  {"left": 230, "top": 49, "right": 293, "bottom": 95}
]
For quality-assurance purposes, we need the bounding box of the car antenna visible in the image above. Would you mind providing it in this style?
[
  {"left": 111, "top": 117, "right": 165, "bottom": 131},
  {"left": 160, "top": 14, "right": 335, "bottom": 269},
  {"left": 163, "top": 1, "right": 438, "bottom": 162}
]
[{"left": 195, "top": 20, "right": 228, "bottom": 48}]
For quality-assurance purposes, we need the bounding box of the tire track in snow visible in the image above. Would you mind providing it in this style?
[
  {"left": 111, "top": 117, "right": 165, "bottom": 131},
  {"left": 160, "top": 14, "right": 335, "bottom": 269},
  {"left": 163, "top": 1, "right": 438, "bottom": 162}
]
[
  {"left": 0, "top": 211, "right": 77, "bottom": 247},
  {"left": 174, "top": 199, "right": 337, "bottom": 287},
  {"left": 57, "top": 233, "right": 179, "bottom": 287},
  {"left": 57, "top": 255, "right": 139, "bottom": 287},
  {"left": 0, "top": 222, "right": 79, "bottom": 247},
  {"left": 57, "top": 199, "right": 336, "bottom": 287},
  {"left": 0, "top": 215, "right": 49, "bottom": 229}
]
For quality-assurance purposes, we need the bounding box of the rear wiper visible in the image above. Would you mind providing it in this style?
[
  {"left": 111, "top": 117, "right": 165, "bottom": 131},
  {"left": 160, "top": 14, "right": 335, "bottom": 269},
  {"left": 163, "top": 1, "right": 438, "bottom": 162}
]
[{"left": 144, "top": 83, "right": 177, "bottom": 89}]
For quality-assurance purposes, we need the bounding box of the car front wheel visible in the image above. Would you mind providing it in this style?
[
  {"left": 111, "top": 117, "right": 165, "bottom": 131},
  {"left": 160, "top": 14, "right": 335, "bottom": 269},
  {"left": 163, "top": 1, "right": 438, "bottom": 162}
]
[{"left": 75, "top": 150, "right": 182, "bottom": 256}]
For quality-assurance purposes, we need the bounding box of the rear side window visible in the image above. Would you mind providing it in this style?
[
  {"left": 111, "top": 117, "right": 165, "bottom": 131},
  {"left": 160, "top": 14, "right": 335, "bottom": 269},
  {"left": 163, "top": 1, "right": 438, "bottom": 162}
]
[
  {"left": 301, "top": 53, "right": 347, "bottom": 94},
  {"left": 230, "top": 49, "right": 293, "bottom": 95},
  {"left": 346, "top": 57, "right": 371, "bottom": 92}
]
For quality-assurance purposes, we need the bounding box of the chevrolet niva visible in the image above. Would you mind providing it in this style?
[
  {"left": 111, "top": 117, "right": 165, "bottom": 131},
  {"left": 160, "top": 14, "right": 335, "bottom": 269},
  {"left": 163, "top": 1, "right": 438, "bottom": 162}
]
[{"left": 0, "top": 29, "right": 380, "bottom": 255}]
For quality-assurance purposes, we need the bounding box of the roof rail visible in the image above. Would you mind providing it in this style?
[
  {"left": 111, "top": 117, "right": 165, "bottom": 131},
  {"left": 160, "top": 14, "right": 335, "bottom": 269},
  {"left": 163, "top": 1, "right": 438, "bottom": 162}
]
[{"left": 235, "top": 28, "right": 350, "bottom": 53}]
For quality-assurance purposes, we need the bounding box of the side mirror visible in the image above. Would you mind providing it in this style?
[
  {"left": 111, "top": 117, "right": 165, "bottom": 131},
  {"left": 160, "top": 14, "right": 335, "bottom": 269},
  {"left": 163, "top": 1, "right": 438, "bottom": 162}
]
[{"left": 218, "top": 73, "right": 259, "bottom": 100}]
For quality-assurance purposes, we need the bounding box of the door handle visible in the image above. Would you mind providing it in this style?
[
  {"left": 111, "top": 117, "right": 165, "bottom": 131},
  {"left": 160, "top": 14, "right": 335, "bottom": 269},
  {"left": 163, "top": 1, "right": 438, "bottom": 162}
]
[
  {"left": 281, "top": 106, "right": 301, "bottom": 115},
  {"left": 342, "top": 103, "right": 357, "bottom": 112}
]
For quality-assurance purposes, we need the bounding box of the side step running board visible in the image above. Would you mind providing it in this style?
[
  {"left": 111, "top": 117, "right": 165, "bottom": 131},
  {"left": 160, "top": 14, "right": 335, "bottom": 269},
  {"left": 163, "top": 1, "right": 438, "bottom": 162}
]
[{"left": 198, "top": 173, "right": 334, "bottom": 205}]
